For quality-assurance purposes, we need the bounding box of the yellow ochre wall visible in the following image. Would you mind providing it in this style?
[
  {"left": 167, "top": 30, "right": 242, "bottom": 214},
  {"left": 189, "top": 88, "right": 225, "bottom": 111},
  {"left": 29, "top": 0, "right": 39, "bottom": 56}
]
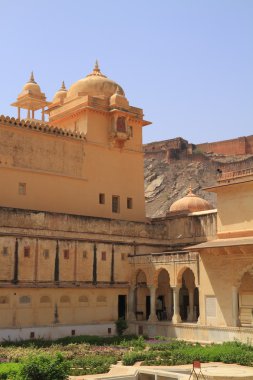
[
  {"left": 215, "top": 181, "right": 253, "bottom": 236},
  {"left": 0, "top": 109, "right": 146, "bottom": 222}
]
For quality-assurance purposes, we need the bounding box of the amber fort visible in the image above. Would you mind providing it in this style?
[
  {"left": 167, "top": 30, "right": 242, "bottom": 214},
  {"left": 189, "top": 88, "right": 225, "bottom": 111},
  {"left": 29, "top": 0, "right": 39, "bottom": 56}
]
[{"left": 0, "top": 62, "right": 252, "bottom": 343}]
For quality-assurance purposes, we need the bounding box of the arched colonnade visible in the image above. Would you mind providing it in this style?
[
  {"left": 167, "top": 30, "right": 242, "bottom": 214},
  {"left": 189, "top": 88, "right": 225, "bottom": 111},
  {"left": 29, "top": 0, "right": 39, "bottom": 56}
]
[{"left": 128, "top": 267, "right": 199, "bottom": 323}]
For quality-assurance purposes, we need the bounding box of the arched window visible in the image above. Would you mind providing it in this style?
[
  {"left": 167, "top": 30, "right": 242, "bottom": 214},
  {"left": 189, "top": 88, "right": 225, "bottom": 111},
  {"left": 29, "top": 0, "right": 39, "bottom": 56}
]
[
  {"left": 79, "top": 295, "right": 88, "bottom": 303},
  {"left": 40, "top": 296, "right": 51, "bottom": 303},
  {"left": 60, "top": 295, "right": 70, "bottom": 303},
  {"left": 0, "top": 296, "right": 9, "bottom": 304},
  {"left": 20, "top": 296, "right": 31, "bottom": 304}
]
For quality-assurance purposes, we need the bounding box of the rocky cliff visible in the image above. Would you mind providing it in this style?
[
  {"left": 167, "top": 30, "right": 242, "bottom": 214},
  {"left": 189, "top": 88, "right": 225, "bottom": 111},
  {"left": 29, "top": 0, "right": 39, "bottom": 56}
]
[{"left": 144, "top": 138, "right": 253, "bottom": 218}]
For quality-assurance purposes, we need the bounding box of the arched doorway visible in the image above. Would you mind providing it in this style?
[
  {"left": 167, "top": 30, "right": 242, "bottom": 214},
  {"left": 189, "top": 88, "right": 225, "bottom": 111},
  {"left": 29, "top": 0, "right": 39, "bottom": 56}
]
[
  {"left": 239, "top": 270, "right": 253, "bottom": 326},
  {"left": 136, "top": 270, "right": 150, "bottom": 320},
  {"left": 179, "top": 268, "right": 199, "bottom": 322},
  {"left": 156, "top": 269, "right": 172, "bottom": 320}
]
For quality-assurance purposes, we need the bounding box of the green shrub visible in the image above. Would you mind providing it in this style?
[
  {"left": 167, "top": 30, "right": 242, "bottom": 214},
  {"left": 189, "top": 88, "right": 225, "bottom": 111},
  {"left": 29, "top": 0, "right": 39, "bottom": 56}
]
[
  {"left": 70, "top": 355, "right": 117, "bottom": 376},
  {"left": 115, "top": 318, "right": 128, "bottom": 336},
  {"left": 0, "top": 363, "right": 21, "bottom": 380},
  {"left": 20, "top": 353, "right": 70, "bottom": 380}
]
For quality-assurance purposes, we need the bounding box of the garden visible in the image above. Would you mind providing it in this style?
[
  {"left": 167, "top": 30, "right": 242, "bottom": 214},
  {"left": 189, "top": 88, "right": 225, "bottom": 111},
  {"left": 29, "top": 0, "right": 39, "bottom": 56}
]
[{"left": 0, "top": 335, "right": 253, "bottom": 379}]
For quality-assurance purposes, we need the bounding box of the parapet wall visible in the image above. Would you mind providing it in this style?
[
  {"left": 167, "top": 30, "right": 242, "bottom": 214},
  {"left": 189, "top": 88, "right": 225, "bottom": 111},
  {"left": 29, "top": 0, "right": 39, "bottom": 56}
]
[
  {"left": 144, "top": 135, "right": 253, "bottom": 163},
  {"left": 197, "top": 135, "right": 253, "bottom": 155}
]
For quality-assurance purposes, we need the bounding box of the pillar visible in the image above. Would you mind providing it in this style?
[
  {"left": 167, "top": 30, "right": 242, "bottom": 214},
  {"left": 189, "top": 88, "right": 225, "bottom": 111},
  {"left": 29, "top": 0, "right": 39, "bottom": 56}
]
[
  {"left": 32, "top": 110, "right": 35, "bottom": 119},
  {"left": 128, "top": 286, "right": 136, "bottom": 321},
  {"left": 187, "top": 288, "right": 194, "bottom": 322},
  {"left": 172, "top": 286, "right": 181, "bottom": 324},
  {"left": 18, "top": 107, "right": 20, "bottom": 119},
  {"left": 167, "top": 288, "right": 173, "bottom": 320},
  {"left": 232, "top": 286, "right": 239, "bottom": 327},
  {"left": 148, "top": 285, "right": 158, "bottom": 322},
  {"left": 42, "top": 107, "right": 45, "bottom": 122}
]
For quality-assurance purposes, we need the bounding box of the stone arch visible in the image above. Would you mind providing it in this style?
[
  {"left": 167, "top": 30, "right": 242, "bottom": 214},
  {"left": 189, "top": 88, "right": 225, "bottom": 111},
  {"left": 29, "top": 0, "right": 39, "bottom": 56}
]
[
  {"left": 236, "top": 265, "right": 253, "bottom": 326},
  {"left": 135, "top": 269, "right": 150, "bottom": 321},
  {"left": 177, "top": 267, "right": 199, "bottom": 322},
  {"left": 155, "top": 268, "right": 173, "bottom": 321},
  {"left": 135, "top": 269, "right": 148, "bottom": 286},
  {"left": 234, "top": 264, "right": 253, "bottom": 288},
  {"left": 176, "top": 266, "right": 197, "bottom": 287},
  {"left": 154, "top": 267, "right": 172, "bottom": 287}
]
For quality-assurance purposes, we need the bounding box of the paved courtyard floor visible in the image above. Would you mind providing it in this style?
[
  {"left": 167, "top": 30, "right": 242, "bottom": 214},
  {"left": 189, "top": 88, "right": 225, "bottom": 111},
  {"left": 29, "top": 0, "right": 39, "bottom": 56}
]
[{"left": 70, "top": 362, "right": 253, "bottom": 380}]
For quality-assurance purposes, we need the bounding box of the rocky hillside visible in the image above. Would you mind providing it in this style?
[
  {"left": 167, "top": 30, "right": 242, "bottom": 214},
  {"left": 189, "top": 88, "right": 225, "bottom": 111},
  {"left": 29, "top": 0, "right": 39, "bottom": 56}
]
[{"left": 144, "top": 141, "right": 253, "bottom": 218}]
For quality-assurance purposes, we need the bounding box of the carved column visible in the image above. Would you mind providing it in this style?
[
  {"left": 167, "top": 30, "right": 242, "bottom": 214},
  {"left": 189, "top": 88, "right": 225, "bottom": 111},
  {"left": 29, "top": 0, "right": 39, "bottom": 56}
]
[
  {"left": 232, "top": 286, "right": 239, "bottom": 327},
  {"left": 92, "top": 243, "right": 97, "bottom": 285},
  {"left": 54, "top": 241, "right": 59, "bottom": 282},
  {"left": 172, "top": 286, "right": 181, "bottom": 324},
  {"left": 110, "top": 245, "right": 115, "bottom": 284},
  {"left": 13, "top": 239, "right": 19, "bottom": 284},
  {"left": 187, "top": 288, "right": 194, "bottom": 322},
  {"left": 148, "top": 285, "right": 158, "bottom": 322},
  {"left": 167, "top": 288, "right": 173, "bottom": 320},
  {"left": 128, "top": 286, "right": 136, "bottom": 321}
]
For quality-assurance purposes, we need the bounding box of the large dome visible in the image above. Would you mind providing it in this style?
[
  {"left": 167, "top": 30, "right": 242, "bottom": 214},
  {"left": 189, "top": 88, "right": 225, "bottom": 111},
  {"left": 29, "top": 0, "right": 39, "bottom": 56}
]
[
  {"left": 170, "top": 187, "right": 213, "bottom": 213},
  {"left": 67, "top": 61, "right": 125, "bottom": 99}
]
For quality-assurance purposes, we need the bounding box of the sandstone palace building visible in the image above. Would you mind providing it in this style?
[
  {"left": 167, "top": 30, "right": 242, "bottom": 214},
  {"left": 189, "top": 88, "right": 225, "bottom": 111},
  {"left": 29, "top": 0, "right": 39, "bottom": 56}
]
[{"left": 0, "top": 63, "right": 253, "bottom": 342}]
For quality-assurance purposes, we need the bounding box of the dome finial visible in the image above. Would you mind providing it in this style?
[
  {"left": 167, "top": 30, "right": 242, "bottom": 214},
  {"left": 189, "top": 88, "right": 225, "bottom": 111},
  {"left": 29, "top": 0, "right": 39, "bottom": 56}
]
[
  {"left": 94, "top": 59, "right": 100, "bottom": 71},
  {"left": 86, "top": 60, "right": 106, "bottom": 78},
  {"left": 61, "top": 81, "right": 66, "bottom": 91},
  {"left": 28, "top": 71, "right": 36, "bottom": 84}
]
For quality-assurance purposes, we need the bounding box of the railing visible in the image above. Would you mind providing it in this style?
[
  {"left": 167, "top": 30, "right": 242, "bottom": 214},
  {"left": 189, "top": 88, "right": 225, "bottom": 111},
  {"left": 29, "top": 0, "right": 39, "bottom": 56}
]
[
  {"left": 218, "top": 167, "right": 253, "bottom": 182},
  {"left": 129, "top": 251, "right": 198, "bottom": 264}
]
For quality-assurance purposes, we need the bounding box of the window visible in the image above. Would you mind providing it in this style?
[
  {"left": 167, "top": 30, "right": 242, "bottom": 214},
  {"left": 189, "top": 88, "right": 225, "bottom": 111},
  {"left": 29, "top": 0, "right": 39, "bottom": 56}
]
[
  {"left": 97, "top": 295, "right": 106, "bottom": 303},
  {"left": 112, "top": 196, "right": 120, "bottom": 213},
  {"left": 2, "top": 247, "right": 8, "bottom": 256},
  {"left": 40, "top": 296, "right": 51, "bottom": 303},
  {"left": 121, "top": 253, "right": 125, "bottom": 261},
  {"left": 101, "top": 251, "right": 106, "bottom": 261},
  {"left": 83, "top": 250, "right": 87, "bottom": 259},
  {"left": 127, "top": 197, "right": 133, "bottom": 209},
  {"left": 19, "top": 182, "right": 26, "bottom": 195},
  {"left": 60, "top": 295, "right": 70, "bottom": 303},
  {"left": 129, "top": 126, "right": 133, "bottom": 137},
  {"left": 0, "top": 296, "right": 9, "bottom": 304},
  {"left": 79, "top": 295, "right": 88, "bottom": 303},
  {"left": 20, "top": 296, "right": 31, "bottom": 304},
  {"left": 43, "top": 249, "right": 49, "bottom": 259},
  {"left": 64, "top": 249, "right": 69, "bottom": 259},
  {"left": 24, "top": 247, "right": 30, "bottom": 258},
  {"left": 99, "top": 193, "right": 105, "bottom": 204}
]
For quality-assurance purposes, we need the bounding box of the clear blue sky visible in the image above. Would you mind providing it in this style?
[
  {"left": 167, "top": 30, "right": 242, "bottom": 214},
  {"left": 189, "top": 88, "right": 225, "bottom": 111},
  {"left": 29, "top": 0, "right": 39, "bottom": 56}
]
[{"left": 0, "top": 0, "right": 252, "bottom": 144}]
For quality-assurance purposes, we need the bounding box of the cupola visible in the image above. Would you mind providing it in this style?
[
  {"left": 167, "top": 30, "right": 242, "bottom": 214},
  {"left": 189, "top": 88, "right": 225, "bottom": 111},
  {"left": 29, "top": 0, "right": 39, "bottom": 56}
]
[
  {"left": 169, "top": 187, "right": 213, "bottom": 213},
  {"left": 11, "top": 72, "right": 49, "bottom": 121},
  {"left": 53, "top": 81, "right": 67, "bottom": 103}
]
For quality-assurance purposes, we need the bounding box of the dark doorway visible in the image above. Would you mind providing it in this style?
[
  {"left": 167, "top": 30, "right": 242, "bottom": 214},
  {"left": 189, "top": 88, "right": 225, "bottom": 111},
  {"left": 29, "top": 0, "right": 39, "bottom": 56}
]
[
  {"left": 146, "top": 295, "right": 150, "bottom": 320},
  {"left": 118, "top": 295, "right": 126, "bottom": 319}
]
